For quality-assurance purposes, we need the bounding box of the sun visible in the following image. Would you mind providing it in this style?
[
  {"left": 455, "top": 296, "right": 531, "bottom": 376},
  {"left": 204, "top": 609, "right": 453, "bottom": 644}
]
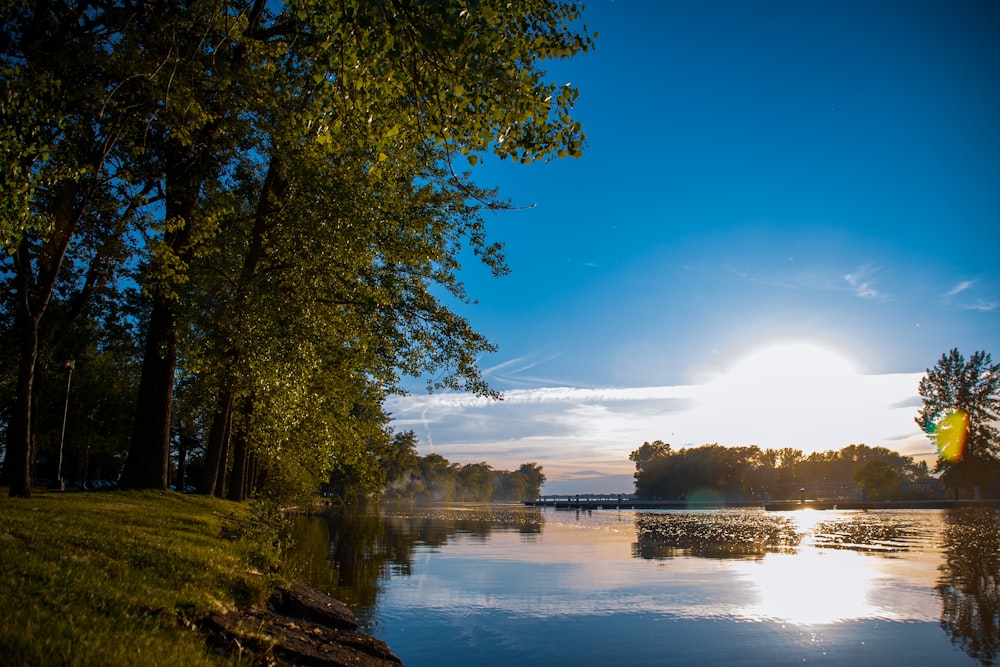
[
  {"left": 725, "top": 341, "right": 860, "bottom": 387},
  {"left": 693, "top": 340, "right": 866, "bottom": 452}
]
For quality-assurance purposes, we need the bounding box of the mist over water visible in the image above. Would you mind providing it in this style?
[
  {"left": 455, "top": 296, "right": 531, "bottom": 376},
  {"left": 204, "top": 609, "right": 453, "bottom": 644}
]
[{"left": 289, "top": 505, "right": 1000, "bottom": 666}]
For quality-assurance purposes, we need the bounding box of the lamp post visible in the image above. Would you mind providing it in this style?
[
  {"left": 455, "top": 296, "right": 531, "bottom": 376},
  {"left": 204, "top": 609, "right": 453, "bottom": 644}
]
[{"left": 54, "top": 358, "right": 75, "bottom": 491}]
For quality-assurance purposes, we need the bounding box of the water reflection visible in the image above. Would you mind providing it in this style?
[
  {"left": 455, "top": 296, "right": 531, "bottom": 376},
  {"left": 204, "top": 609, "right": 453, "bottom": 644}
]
[
  {"left": 937, "top": 508, "right": 1000, "bottom": 666},
  {"left": 285, "top": 509, "right": 394, "bottom": 616},
  {"left": 286, "top": 503, "right": 543, "bottom": 619},
  {"left": 810, "top": 512, "right": 923, "bottom": 553},
  {"left": 287, "top": 505, "right": 999, "bottom": 666},
  {"left": 632, "top": 509, "right": 939, "bottom": 625},
  {"left": 743, "top": 548, "right": 885, "bottom": 624},
  {"left": 633, "top": 510, "right": 800, "bottom": 559}
]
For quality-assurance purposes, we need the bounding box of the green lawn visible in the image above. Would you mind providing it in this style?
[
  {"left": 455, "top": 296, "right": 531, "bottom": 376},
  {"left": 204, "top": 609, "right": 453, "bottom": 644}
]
[{"left": 0, "top": 490, "right": 287, "bottom": 666}]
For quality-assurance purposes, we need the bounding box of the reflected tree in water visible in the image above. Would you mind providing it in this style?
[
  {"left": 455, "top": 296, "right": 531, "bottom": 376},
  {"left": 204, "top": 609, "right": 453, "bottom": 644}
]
[
  {"left": 632, "top": 511, "right": 800, "bottom": 559},
  {"left": 286, "top": 510, "right": 410, "bottom": 617},
  {"left": 287, "top": 505, "right": 543, "bottom": 617},
  {"left": 937, "top": 508, "right": 1000, "bottom": 665},
  {"left": 810, "top": 513, "right": 919, "bottom": 552}
]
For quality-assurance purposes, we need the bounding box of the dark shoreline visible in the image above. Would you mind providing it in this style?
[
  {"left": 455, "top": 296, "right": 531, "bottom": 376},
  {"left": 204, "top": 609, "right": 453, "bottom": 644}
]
[
  {"left": 202, "top": 581, "right": 403, "bottom": 666},
  {"left": 525, "top": 497, "right": 1000, "bottom": 511}
]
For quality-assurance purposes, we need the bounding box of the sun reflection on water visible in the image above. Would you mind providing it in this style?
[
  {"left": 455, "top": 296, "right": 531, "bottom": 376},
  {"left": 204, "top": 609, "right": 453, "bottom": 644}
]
[
  {"left": 739, "top": 548, "right": 884, "bottom": 624},
  {"left": 737, "top": 510, "right": 920, "bottom": 625}
]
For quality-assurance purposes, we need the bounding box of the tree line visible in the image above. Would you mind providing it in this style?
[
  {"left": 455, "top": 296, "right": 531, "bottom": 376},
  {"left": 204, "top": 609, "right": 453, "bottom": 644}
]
[
  {"left": 327, "top": 430, "right": 545, "bottom": 503},
  {"left": 630, "top": 441, "right": 931, "bottom": 502},
  {"left": 0, "top": 1, "right": 593, "bottom": 500},
  {"left": 630, "top": 348, "right": 1000, "bottom": 502}
]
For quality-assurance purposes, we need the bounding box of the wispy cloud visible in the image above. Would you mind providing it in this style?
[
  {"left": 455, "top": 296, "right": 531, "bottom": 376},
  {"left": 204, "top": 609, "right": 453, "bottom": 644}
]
[
  {"left": 962, "top": 299, "right": 999, "bottom": 312},
  {"left": 479, "top": 352, "right": 568, "bottom": 388},
  {"left": 942, "top": 278, "right": 999, "bottom": 311},
  {"left": 388, "top": 367, "right": 930, "bottom": 493},
  {"left": 844, "top": 264, "right": 888, "bottom": 300},
  {"left": 945, "top": 280, "right": 976, "bottom": 297}
]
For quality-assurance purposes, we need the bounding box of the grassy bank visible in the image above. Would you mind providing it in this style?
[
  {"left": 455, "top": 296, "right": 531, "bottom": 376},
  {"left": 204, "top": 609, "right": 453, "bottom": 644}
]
[{"left": 0, "top": 490, "right": 288, "bottom": 666}]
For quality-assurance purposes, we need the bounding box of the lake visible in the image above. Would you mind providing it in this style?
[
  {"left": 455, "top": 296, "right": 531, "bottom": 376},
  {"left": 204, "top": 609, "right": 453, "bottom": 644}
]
[{"left": 287, "top": 504, "right": 1000, "bottom": 666}]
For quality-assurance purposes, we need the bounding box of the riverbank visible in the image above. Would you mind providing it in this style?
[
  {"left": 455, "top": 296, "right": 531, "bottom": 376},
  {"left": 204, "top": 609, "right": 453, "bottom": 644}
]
[
  {"left": 0, "top": 490, "right": 401, "bottom": 666},
  {"left": 525, "top": 496, "right": 1000, "bottom": 511}
]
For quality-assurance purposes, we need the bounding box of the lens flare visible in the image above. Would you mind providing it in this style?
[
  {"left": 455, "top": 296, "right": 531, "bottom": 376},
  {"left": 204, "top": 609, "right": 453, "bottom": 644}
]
[{"left": 934, "top": 409, "right": 969, "bottom": 462}]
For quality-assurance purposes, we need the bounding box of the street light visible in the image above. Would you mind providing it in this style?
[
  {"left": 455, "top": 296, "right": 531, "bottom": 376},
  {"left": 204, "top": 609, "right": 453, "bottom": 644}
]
[{"left": 54, "top": 358, "right": 75, "bottom": 491}]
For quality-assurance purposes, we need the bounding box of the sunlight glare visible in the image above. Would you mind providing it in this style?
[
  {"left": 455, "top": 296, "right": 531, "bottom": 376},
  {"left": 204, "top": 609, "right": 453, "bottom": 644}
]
[
  {"left": 693, "top": 341, "right": 866, "bottom": 452},
  {"left": 723, "top": 341, "right": 860, "bottom": 388},
  {"left": 740, "top": 548, "right": 883, "bottom": 624}
]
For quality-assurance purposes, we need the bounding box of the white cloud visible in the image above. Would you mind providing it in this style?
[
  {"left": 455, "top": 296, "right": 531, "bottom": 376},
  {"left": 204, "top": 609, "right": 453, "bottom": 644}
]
[
  {"left": 387, "top": 347, "right": 932, "bottom": 494},
  {"left": 963, "top": 299, "right": 999, "bottom": 312},
  {"left": 844, "top": 264, "right": 887, "bottom": 300},
  {"left": 945, "top": 280, "right": 976, "bottom": 297},
  {"left": 941, "top": 278, "right": 999, "bottom": 311}
]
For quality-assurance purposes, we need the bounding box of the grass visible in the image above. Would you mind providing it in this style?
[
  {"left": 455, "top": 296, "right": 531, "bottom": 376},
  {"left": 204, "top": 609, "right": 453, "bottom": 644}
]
[{"left": 0, "top": 489, "right": 288, "bottom": 666}]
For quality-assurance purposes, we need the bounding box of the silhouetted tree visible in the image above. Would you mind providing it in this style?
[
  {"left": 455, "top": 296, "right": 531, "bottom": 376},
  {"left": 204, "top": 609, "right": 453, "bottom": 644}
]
[
  {"left": 917, "top": 349, "right": 1000, "bottom": 498},
  {"left": 852, "top": 457, "right": 900, "bottom": 500},
  {"left": 630, "top": 442, "right": 930, "bottom": 501}
]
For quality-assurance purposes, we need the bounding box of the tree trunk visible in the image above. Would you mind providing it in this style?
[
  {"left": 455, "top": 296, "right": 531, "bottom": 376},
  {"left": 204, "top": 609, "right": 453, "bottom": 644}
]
[
  {"left": 199, "top": 388, "right": 235, "bottom": 494},
  {"left": 5, "top": 313, "right": 39, "bottom": 498},
  {"left": 176, "top": 435, "right": 191, "bottom": 492},
  {"left": 119, "top": 291, "right": 176, "bottom": 489},
  {"left": 227, "top": 397, "right": 254, "bottom": 501},
  {"left": 121, "top": 134, "right": 212, "bottom": 489},
  {"left": 244, "top": 452, "right": 258, "bottom": 499},
  {"left": 213, "top": 411, "right": 232, "bottom": 499},
  {"left": 227, "top": 428, "right": 248, "bottom": 502}
]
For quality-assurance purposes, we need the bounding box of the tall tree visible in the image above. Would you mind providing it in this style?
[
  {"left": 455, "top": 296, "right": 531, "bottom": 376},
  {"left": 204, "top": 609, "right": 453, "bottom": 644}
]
[
  {"left": 916, "top": 349, "right": 1000, "bottom": 497},
  {"left": 117, "top": 0, "right": 593, "bottom": 489},
  {"left": 1, "top": 2, "right": 144, "bottom": 496}
]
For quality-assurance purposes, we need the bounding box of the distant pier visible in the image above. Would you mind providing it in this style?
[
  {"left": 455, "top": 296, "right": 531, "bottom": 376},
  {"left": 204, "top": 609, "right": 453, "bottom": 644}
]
[{"left": 524, "top": 496, "right": 1000, "bottom": 511}]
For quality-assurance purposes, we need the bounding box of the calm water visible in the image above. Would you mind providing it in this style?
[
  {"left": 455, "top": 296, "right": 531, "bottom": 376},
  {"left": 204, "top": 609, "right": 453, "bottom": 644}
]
[{"left": 288, "top": 504, "right": 1000, "bottom": 666}]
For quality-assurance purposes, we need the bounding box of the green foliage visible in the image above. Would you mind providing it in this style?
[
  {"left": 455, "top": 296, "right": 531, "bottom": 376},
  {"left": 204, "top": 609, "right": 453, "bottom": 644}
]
[
  {"left": 852, "top": 457, "right": 901, "bottom": 500},
  {"left": 361, "top": 435, "right": 546, "bottom": 502},
  {"left": 630, "top": 442, "right": 932, "bottom": 501},
  {"left": 2, "top": 1, "right": 594, "bottom": 496},
  {"left": 0, "top": 491, "right": 286, "bottom": 666},
  {"left": 629, "top": 440, "right": 671, "bottom": 477}
]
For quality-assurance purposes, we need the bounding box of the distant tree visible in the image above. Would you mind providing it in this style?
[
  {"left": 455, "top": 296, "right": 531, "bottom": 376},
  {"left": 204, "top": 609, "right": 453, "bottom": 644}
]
[
  {"left": 630, "top": 441, "right": 930, "bottom": 501},
  {"left": 456, "top": 463, "right": 496, "bottom": 502},
  {"left": 917, "top": 349, "right": 1000, "bottom": 497},
  {"left": 386, "top": 431, "right": 420, "bottom": 483},
  {"left": 517, "top": 463, "right": 547, "bottom": 500},
  {"left": 629, "top": 441, "right": 671, "bottom": 498},
  {"left": 774, "top": 448, "right": 804, "bottom": 468},
  {"left": 629, "top": 440, "right": 671, "bottom": 481},
  {"left": 416, "top": 454, "right": 458, "bottom": 502},
  {"left": 852, "top": 457, "right": 900, "bottom": 500}
]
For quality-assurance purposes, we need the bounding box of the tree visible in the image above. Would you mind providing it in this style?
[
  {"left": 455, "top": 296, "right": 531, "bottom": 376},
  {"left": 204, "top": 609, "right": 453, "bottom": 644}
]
[
  {"left": 1, "top": 2, "right": 144, "bottom": 496},
  {"left": 917, "top": 349, "right": 1000, "bottom": 497},
  {"left": 416, "top": 454, "right": 458, "bottom": 502},
  {"left": 852, "top": 457, "right": 900, "bottom": 500},
  {"left": 2, "top": 1, "right": 593, "bottom": 497},
  {"left": 517, "top": 462, "right": 547, "bottom": 500},
  {"left": 380, "top": 430, "right": 420, "bottom": 497},
  {"left": 115, "top": 0, "right": 594, "bottom": 490},
  {"left": 630, "top": 441, "right": 671, "bottom": 474}
]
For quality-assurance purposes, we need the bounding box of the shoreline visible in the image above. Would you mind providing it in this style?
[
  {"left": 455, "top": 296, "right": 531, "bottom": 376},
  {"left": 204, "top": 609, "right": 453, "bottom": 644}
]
[
  {"left": 203, "top": 581, "right": 403, "bottom": 666},
  {"left": 525, "top": 497, "right": 1000, "bottom": 511}
]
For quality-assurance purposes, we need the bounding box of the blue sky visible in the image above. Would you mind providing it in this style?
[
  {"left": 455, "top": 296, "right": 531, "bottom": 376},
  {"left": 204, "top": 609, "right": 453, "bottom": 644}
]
[{"left": 388, "top": 0, "right": 1000, "bottom": 494}]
